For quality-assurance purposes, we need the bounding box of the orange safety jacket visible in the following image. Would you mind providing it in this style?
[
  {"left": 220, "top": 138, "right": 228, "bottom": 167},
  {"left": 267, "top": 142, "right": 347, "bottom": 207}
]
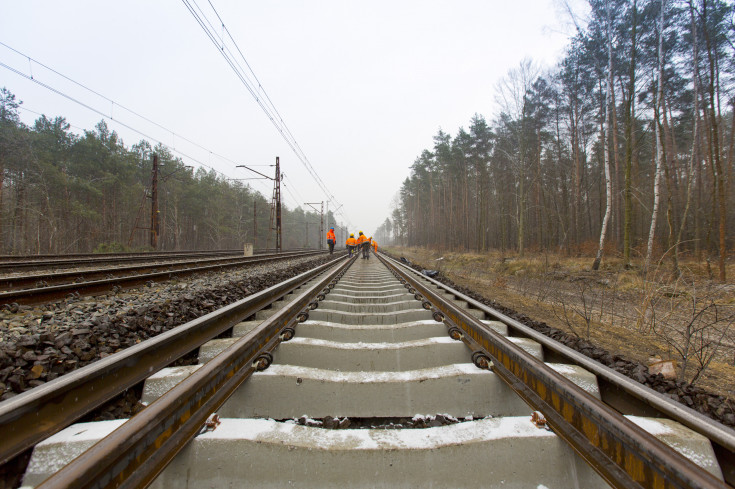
[
  {"left": 346, "top": 237, "right": 357, "bottom": 246},
  {"left": 356, "top": 234, "right": 367, "bottom": 245},
  {"left": 326, "top": 230, "right": 335, "bottom": 242},
  {"left": 372, "top": 241, "right": 378, "bottom": 251}
]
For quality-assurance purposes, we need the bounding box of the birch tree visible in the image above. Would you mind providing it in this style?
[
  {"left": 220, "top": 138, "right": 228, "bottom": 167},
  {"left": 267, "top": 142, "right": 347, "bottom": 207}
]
[
  {"left": 592, "top": 0, "right": 615, "bottom": 271},
  {"left": 645, "top": 0, "right": 667, "bottom": 275}
]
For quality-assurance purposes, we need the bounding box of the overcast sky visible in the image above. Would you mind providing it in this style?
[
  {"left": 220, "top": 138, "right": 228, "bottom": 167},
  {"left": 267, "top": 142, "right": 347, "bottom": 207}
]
[{"left": 1, "top": 1, "right": 586, "bottom": 236}]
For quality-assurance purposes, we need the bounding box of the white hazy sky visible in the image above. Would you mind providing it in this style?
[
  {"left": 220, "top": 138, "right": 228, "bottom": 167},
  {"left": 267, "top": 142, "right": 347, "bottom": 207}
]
[{"left": 1, "top": 1, "right": 586, "bottom": 236}]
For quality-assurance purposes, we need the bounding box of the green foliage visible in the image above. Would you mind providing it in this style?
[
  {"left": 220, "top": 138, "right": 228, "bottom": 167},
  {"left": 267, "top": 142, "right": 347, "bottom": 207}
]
[
  {"left": 0, "top": 89, "right": 339, "bottom": 253},
  {"left": 390, "top": 0, "right": 734, "bottom": 261}
]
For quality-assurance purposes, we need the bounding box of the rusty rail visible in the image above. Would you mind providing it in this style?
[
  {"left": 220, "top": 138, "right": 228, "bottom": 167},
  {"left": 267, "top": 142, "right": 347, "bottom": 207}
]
[
  {"left": 35, "top": 255, "right": 355, "bottom": 489},
  {"left": 378, "top": 252, "right": 729, "bottom": 489},
  {"left": 0, "top": 255, "right": 345, "bottom": 466}
]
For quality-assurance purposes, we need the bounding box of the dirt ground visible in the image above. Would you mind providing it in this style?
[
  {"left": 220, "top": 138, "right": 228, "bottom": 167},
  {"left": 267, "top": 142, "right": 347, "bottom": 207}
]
[{"left": 386, "top": 246, "right": 735, "bottom": 400}]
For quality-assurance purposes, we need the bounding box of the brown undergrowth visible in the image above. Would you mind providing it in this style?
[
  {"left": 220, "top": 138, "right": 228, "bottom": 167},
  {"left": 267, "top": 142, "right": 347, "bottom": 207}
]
[{"left": 386, "top": 246, "right": 735, "bottom": 400}]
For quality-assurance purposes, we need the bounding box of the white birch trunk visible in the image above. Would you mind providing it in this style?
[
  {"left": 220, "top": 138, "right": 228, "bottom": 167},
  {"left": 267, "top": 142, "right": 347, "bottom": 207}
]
[
  {"left": 644, "top": 0, "right": 666, "bottom": 274},
  {"left": 593, "top": 0, "right": 614, "bottom": 271}
]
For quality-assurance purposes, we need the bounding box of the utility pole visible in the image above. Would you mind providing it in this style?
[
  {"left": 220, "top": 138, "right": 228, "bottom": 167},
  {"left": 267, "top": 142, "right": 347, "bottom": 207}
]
[
  {"left": 253, "top": 199, "right": 257, "bottom": 248},
  {"left": 128, "top": 156, "right": 191, "bottom": 249},
  {"left": 150, "top": 154, "right": 159, "bottom": 249},
  {"left": 275, "top": 157, "right": 282, "bottom": 252},
  {"left": 320, "top": 201, "right": 324, "bottom": 250}
]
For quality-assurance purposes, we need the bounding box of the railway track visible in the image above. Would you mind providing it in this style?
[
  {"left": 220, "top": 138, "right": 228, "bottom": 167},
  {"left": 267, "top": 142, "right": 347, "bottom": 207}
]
[
  {"left": 0, "top": 250, "right": 326, "bottom": 306},
  {"left": 4, "top": 252, "right": 735, "bottom": 488},
  {"left": 0, "top": 250, "right": 245, "bottom": 272},
  {"left": 0, "top": 249, "right": 299, "bottom": 273}
]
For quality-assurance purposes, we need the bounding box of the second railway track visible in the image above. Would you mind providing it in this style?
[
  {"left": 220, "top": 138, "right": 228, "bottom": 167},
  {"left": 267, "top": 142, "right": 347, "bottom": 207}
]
[
  {"left": 0, "top": 250, "right": 326, "bottom": 305},
  {"left": 6, "top": 251, "right": 735, "bottom": 488}
]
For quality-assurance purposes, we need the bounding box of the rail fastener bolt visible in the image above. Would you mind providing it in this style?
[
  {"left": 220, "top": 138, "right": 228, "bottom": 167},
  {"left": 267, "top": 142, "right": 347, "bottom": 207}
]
[
  {"left": 253, "top": 352, "right": 274, "bottom": 371},
  {"left": 280, "top": 327, "right": 296, "bottom": 341},
  {"left": 471, "top": 351, "right": 491, "bottom": 370},
  {"left": 448, "top": 327, "right": 463, "bottom": 341}
]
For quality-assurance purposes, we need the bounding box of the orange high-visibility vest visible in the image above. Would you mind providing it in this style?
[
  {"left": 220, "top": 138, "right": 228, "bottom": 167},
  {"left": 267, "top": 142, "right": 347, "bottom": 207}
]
[
  {"left": 346, "top": 237, "right": 357, "bottom": 246},
  {"left": 356, "top": 234, "right": 367, "bottom": 245},
  {"left": 372, "top": 241, "right": 378, "bottom": 251},
  {"left": 326, "top": 230, "right": 335, "bottom": 241}
]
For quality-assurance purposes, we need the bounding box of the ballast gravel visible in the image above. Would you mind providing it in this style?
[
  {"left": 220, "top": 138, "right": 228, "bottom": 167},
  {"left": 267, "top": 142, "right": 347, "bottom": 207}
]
[{"left": 0, "top": 253, "right": 338, "bottom": 405}]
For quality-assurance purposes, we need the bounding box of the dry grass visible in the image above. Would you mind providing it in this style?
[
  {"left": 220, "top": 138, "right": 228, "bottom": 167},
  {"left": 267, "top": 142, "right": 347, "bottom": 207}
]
[{"left": 386, "top": 246, "right": 735, "bottom": 399}]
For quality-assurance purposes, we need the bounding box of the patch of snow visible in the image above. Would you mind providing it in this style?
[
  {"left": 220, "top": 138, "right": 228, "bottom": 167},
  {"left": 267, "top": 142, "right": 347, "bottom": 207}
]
[
  {"left": 288, "top": 336, "right": 454, "bottom": 350},
  {"left": 546, "top": 363, "right": 600, "bottom": 396},
  {"left": 256, "top": 363, "right": 487, "bottom": 383},
  {"left": 626, "top": 416, "right": 722, "bottom": 476},
  {"left": 301, "top": 319, "right": 439, "bottom": 329},
  {"left": 625, "top": 416, "right": 675, "bottom": 436},
  {"left": 198, "top": 417, "right": 556, "bottom": 450},
  {"left": 25, "top": 420, "right": 126, "bottom": 476},
  {"left": 147, "top": 365, "right": 201, "bottom": 380}
]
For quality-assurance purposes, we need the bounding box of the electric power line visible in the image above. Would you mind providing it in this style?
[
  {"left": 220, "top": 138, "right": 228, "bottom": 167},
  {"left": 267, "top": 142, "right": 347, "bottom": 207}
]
[
  {"left": 0, "top": 42, "right": 263, "bottom": 185},
  {"left": 181, "top": 0, "right": 353, "bottom": 228}
]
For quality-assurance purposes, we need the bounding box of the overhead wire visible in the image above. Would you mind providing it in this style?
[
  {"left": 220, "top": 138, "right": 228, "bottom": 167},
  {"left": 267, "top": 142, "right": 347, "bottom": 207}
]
[
  {"left": 0, "top": 44, "right": 288, "bottom": 194},
  {"left": 181, "top": 0, "right": 353, "bottom": 228},
  {"left": 0, "top": 41, "right": 255, "bottom": 182},
  {"left": 280, "top": 182, "right": 302, "bottom": 210},
  {"left": 282, "top": 173, "right": 306, "bottom": 204}
]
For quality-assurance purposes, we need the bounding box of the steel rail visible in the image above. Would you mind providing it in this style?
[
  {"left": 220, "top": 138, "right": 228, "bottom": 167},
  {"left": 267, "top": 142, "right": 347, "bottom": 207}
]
[
  {"left": 0, "top": 248, "right": 312, "bottom": 271},
  {"left": 36, "top": 255, "right": 356, "bottom": 489},
  {"left": 0, "top": 251, "right": 246, "bottom": 272},
  {"left": 385, "top": 253, "right": 735, "bottom": 485},
  {"left": 378, "top": 252, "right": 728, "bottom": 489},
  {"left": 0, "top": 248, "right": 310, "bottom": 267},
  {"left": 0, "top": 250, "right": 324, "bottom": 291},
  {"left": 0, "top": 250, "right": 243, "bottom": 264},
  {"left": 0, "top": 251, "right": 331, "bottom": 305},
  {"left": 0, "top": 254, "right": 345, "bottom": 466}
]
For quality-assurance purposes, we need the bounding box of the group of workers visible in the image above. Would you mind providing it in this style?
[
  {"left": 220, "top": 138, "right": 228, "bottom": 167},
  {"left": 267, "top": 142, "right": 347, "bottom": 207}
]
[{"left": 326, "top": 228, "right": 377, "bottom": 259}]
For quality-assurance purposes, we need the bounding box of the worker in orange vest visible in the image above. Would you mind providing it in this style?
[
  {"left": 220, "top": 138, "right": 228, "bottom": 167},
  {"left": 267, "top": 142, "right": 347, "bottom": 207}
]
[
  {"left": 371, "top": 238, "right": 378, "bottom": 253},
  {"left": 356, "top": 231, "right": 370, "bottom": 259},
  {"left": 346, "top": 233, "right": 357, "bottom": 256},
  {"left": 326, "top": 227, "right": 336, "bottom": 254}
]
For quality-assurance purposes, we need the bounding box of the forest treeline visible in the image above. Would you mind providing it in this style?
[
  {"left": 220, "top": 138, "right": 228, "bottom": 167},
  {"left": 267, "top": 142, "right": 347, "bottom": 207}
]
[
  {"left": 0, "top": 90, "right": 341, "bottom": 254},
  {"left": 387, "top": 0, "right": 734, "bottom": 279}
]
